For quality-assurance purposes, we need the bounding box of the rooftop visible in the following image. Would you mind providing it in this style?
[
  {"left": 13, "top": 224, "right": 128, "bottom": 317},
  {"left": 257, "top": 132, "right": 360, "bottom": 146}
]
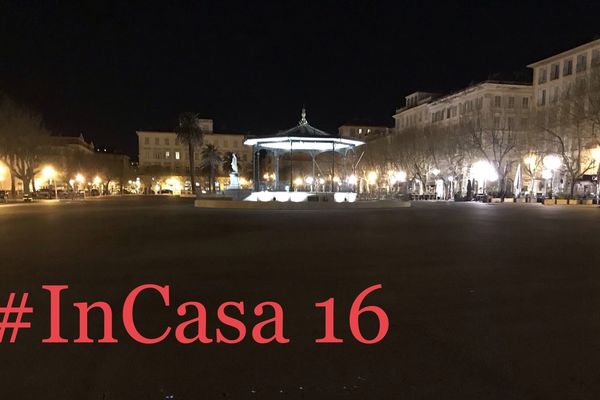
[{"left": 527, "top": 37, "right": 600, "bottom": 68}]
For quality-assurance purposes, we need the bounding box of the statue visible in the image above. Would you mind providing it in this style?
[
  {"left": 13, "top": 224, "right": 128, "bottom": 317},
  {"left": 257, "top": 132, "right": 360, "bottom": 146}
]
[
  {"left": 231, "top": 153, "right": 239, "bottom": 174},
  {"left": 228, "top": 153, "right": 240, "bottom": 190}
]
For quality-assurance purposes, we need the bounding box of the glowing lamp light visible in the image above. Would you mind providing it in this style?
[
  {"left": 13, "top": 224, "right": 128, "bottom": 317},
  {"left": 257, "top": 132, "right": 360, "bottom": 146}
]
[
  {"left": 42, "top": 166, "right": 57, "bottom": 179},
  {"left": 524, "top": 154, "right": 537, "bottom": 170},
  {"left": 333, "top": 176, "right": 341, "bottom": 183},
  {"left": 542, "top": 169, "right": 553, "bottom": 180},
  {"left": 93, "top": 176, "right": 102, "bottom": 185},
  {"left": 367, "top": 171, "right": 378, "bottom": 185},
  {"left": 318, "top": 178, "right": 325, "bottom": 185},
  {"left": 471, "top": 160, "right": 498, "bottom": 182},
  {"left": 305, "top": 176, "right": 314, "bottom": 185},
  {"left": 75, "top": 174, "right": 85, "bottom": 184},
  {"left": 347, "top": 174, "right": 357, "bottom": 186},
  {"left": 543, "top": 155, "right": 561, "bottom": 171},
  {"left": 389, "top": 170, "right": 407, "bottom": 184},
  {"left": 293, "top": 177, "right": 304, "bottom": 187},
  {"left": 430, "top": 168, "right": 440, "bottom": 176}
]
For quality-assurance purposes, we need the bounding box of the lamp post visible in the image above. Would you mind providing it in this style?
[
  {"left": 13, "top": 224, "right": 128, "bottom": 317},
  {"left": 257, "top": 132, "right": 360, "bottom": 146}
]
[
  {"left": 75, "top": 173, "right": 85, "bottom": 198},
  {"left": 42, "top": 166, "right": 58, "bottom": 199},
  {"left": 543, "top": 155, "right": 561, "bottom": 199}
]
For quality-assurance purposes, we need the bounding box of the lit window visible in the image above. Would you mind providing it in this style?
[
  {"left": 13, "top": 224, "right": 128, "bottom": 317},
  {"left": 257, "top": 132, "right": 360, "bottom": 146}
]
[
  {"left": 358, "top": 128, "right": 363, "bottom": 134},
  {"left": 165, "top": 151, "right": 170, "bottom": 159},
  {"left": 175, "top": 151, "right": 180, "bottom": 160}
]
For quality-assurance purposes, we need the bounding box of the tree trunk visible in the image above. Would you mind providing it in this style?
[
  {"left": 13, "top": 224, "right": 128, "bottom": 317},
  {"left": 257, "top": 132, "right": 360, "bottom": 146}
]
[
  {"left": 188, "top": 143, "right": 196, "bottom": 195},
  {"left": 22, "top": 177, "right": 31, "bottom": 194},
  {"left": 210, "top": 166, "right": 215, "bottom": 193},
  {"left": 10, "top": 175, "right": 16, "bottom": 199}
]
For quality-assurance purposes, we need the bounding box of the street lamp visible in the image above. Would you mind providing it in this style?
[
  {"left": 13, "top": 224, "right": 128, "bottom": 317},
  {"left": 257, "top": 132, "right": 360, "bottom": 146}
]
[
  {"left": 543, "top": 154, "right": 561, "bottom": 198},
  {"left": 471, "top": 160, "right": 498, "bottom": 195},
  {"left": 42, "top": 165, "right": 58, "bottom": 199}
]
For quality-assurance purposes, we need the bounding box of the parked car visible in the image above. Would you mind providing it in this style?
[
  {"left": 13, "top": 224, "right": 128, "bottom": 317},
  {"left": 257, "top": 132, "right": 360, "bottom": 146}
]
[
  {"left": 0, "top": 190, "right": 7, "bottom": 202},
  {"left": 160, "top": 189, "right": 173, "bottom": 195},
  {"left": 23, "top": 193, "right": 33, "bottom": 202},
  {"left": 90, "top": 189, "right": 100, "bottom": 196}
]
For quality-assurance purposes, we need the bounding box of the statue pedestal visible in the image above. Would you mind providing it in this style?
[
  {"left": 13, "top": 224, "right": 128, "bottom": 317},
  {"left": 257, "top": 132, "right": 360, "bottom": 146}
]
[{"left": 228, "top": 173, "right": 240, "bottom": 190}]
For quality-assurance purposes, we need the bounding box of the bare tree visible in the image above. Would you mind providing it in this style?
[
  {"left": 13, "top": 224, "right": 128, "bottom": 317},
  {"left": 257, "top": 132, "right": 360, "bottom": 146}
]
[
  {"left": 462, "top": 111, "right": 519, "bottom": 198},
  {"left": 0, "top": 95, "right": 51, "bottom": 196},
  {"left": 535, "top": 76, "right": 598, "bottom": 198}
]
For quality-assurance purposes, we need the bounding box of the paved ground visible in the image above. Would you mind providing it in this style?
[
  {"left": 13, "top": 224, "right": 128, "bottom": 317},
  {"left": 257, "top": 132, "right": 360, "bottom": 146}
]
[{"left": 1, "top": 196, "right": 600, "bottom": 399}]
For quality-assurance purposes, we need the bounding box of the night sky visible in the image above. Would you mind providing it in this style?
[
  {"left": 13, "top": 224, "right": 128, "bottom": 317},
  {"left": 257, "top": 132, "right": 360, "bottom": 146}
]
[{"left": 1, "top": 1, "right": 599, "bottom": 158}]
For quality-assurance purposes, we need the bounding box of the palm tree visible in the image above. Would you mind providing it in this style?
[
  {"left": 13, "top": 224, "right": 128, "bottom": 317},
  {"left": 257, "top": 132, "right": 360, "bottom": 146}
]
[
  {"left": 200, "top": 144, "right": 222, "bottom": 193},
  {"left": 175, "top": 112, "right": 203, "bottom": 194}
]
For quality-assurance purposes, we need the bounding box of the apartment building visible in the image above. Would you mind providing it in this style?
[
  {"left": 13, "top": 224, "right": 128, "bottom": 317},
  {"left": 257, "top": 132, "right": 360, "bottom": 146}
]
[
  {"left": 528, "top": 38, "right": 600, "bottom": 110},
  {"left": 393, "top": 91, "right": 439, "bottom": 131},
  {"left": 393, "top": 82, "right": 532, "bottom": 133},
  {"left": 137, "top": 119, "right": 251, "bottom": 174}
]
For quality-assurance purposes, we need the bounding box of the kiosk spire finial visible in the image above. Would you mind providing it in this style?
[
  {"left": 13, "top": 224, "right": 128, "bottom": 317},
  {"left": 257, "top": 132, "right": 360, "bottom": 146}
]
[{"left": 299, "top": 107, "right": 308, "bottom": 125}]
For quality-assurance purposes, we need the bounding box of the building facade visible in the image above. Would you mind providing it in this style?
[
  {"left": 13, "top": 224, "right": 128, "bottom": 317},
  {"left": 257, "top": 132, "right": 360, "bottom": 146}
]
[
  {"left": 528, "top": 38, "right": 600, "bottom": 198},
  {"left": 338, "top": 124, "right": 390, "bottom": 141},
  {"left": 137, "top": 119, "right": 252, "bottom": 193},
  {"left": 393, "top": 82, "right": 532, "bottom": 134},
  {"left": 528, "top": 38, "right": 600, "bottom": 111}
]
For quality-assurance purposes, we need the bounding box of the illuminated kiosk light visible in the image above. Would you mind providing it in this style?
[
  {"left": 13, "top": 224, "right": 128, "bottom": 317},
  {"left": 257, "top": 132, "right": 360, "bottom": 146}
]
[
  {"left": 334, "top": 192, "right": 357, "bottom": 203},
  {"left": 290, "top": 192, "right": 309, "bottom": 202},
  {"left": 257, "top": 191, "right": 275, "bottom": 202},
  {"left": 275, "top": 192, "right": 290, "bottom": 202}
]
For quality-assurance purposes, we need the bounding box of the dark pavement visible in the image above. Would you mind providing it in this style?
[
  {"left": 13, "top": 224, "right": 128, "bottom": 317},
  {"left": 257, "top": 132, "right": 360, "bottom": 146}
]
[{"left": 1, "top": 196, "right": 600, "bottom": 399}]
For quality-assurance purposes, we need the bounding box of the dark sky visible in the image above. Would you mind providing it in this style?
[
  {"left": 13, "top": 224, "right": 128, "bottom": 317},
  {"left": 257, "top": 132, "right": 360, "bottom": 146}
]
[{"left": 1, "top": 1, "right": 599, "bottom": 158}]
